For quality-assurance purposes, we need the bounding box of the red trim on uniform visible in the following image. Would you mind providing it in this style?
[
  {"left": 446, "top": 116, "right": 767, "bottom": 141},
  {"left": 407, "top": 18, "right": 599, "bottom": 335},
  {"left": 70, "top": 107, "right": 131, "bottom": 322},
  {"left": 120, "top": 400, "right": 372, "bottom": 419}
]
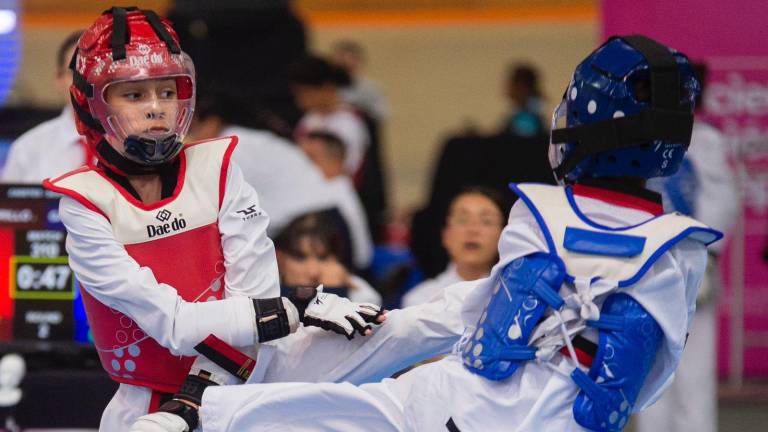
[
  {"left": 559, "top": 346, "right": 594, "bottom": 368},
  {"left": 219, "top": 136, "right": 239, "bottom": 209},
  {"left": 46, "top": 165, "right": 92, "bottom": 183},
  {"left": 43, "top": 178, "right": 110, "bottom": 221},
  {"left": 91, "top": 152, "right": 188, "bottom": 211},
  {"left": 572, "top": 184, "right": 663, "bottom": 216}
]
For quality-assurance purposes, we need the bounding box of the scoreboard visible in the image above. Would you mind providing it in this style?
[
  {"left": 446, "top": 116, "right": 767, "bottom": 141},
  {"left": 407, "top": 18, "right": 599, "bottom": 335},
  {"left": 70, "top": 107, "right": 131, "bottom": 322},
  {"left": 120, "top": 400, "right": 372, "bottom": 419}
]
[{"left": 0, "top": 184, "right": 90, "bottom": 344}]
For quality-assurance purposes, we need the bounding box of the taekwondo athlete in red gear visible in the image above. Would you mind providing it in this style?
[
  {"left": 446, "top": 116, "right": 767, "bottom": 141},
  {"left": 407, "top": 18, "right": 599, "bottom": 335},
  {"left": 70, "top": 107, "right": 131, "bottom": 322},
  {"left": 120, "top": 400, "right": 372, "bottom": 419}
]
[
  {"left": 43, "top": 7, "right": 383, "bottom": 431},
  {"left": 151, "top": 35, "right": 722, "bottom": 432}
]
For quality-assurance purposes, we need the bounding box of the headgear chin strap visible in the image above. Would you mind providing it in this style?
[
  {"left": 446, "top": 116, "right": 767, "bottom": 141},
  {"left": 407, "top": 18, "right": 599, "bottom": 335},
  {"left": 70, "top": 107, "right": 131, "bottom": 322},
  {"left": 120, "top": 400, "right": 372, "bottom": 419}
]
[
  {"left": 124, "top": 134, "right": 184, "bottom": 166},
  {"left": 551, "top": 35, "right": 695, "bottom": 180}
]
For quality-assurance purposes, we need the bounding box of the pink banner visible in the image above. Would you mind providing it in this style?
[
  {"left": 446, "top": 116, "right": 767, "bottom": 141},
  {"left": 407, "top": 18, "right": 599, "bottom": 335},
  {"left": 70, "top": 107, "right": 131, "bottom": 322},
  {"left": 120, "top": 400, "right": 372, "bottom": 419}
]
[{"left": 602, "top": 0, "right": 768, "bottom": 378}]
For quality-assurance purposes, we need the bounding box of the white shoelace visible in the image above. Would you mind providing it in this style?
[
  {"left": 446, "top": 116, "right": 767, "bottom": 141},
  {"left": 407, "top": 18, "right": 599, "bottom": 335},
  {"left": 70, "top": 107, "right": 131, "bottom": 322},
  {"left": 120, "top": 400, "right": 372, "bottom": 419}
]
[{"left": 530, "top": 278, "right": 620, "bottom": 376}]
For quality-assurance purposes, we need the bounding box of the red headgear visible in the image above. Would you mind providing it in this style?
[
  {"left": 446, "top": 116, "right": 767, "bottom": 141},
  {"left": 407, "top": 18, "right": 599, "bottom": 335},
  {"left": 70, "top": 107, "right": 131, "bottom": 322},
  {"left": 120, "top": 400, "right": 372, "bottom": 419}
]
[{"left": 70, "top": 7, "right": 195, "bottom": 168}]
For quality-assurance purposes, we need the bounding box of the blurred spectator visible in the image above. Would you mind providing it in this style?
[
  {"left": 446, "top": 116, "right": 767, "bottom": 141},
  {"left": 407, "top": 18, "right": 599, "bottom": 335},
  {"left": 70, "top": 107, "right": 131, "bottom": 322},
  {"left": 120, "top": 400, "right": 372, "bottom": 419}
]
[
  {"left": 289, "top": 55, "right": 370, "bottom": 175},
  {"left": 299, "top": 130, "right": 346, "bottom": 179},
  {"left": 330, "top": 39, "right": 389, "bottom": 122},
  {"left": 637, "top": 63, "right": 739, "bottom": 432},
  {"left": 329, "top": 41, "right": 390, "bottom": 242},
  {"left": 410, "top": 131, "right": 555, "bottom": 277},
  {"left": 299, "top": 131, "right": 373, "bottom": 269},
  {"left": 275, "top": 212, "right": 381, "bottom": 305},
  {"left": 290, "top": 55, "right": 388, "bottom": 243},
  {"left": 402, "top": 187, "right": 507, "bottom": 308},
  {"left": 499, "top": 62, "right": 546, "bottom": 138},
  {"left": 188, "top": 91, "right": 374, "bottom": 270},
  {"left": 1, "top": 31, "right": 88, "bottom": 183}
]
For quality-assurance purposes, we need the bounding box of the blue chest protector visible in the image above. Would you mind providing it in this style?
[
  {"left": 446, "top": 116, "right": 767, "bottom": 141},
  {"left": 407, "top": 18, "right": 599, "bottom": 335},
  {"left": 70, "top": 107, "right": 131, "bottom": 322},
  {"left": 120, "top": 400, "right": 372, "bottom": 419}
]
[{"left": 462, "top": 183, "right": 721, "bottom": 432}]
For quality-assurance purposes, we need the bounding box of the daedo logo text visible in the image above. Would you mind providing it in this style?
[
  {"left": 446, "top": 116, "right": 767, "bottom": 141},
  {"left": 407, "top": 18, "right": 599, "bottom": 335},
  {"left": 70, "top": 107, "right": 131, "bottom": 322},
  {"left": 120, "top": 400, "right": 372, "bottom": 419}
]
[{"left": 147, "top": 210, "right": 187, "bottom": 238}]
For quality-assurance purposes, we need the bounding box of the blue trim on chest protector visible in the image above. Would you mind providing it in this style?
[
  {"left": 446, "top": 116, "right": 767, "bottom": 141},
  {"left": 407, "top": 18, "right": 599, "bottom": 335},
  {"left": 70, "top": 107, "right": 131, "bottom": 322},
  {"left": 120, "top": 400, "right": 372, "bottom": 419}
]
[{"left": 564, "top": 227, "right": 646, "bottom": 257}]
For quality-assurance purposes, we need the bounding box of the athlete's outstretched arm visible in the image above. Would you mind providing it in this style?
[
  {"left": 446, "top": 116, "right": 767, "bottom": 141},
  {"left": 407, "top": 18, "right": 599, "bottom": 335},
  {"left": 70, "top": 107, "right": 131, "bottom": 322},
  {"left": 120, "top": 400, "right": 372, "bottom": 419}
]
[{"left": 255, "top": 279, "right": 474, "bottom": 385}]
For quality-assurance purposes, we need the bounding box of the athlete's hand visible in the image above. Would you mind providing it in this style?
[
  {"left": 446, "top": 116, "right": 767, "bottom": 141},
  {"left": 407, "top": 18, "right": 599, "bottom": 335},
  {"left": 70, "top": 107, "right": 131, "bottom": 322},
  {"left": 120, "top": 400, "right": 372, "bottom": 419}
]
[
  {"left": 302, "top": 286, "right": 385, "bottom": 339},
  {"left": 129, "top": 412, "right": 189, "bottom": 432}
]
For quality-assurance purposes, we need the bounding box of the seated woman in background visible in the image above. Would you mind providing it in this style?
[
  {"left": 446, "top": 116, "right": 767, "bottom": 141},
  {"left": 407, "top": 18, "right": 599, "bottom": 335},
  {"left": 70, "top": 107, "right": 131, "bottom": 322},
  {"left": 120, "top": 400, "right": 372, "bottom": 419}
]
[
  {"left": 402, "top": 186, "right": 508, "bottom": 308},
  {"left": 276, "top": 212, "right": 382, "bottom": 305}
]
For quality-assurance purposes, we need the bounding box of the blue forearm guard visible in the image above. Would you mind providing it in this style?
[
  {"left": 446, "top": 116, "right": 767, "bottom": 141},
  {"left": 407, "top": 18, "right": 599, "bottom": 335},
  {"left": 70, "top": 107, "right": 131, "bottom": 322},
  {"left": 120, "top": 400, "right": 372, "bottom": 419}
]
[
  {"left": 571, "top": 293, "right": 663, "bottom": 431},
  {"left": 463, "top": 252, "right": 566, "bottom": 381}
]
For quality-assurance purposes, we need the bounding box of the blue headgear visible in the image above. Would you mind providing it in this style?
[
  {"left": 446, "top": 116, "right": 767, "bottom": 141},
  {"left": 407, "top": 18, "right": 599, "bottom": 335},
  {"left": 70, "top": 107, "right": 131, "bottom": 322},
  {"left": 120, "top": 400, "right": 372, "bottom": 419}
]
[{"left": 549, "top": 35, "right": 700, "bottom": 182}]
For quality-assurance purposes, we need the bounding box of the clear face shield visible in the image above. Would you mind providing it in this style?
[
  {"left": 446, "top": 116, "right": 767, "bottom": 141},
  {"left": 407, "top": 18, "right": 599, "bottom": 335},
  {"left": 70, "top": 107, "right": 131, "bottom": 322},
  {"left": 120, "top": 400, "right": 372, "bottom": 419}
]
[
  {"left": 548, "top": 98, "right": 570, "bottom": 184},
  {"left": 85, "top": 49, "right": 196, "bottom": 166},
  {"left": 101, "top": 75, "right": 194, "bottom": 165}
]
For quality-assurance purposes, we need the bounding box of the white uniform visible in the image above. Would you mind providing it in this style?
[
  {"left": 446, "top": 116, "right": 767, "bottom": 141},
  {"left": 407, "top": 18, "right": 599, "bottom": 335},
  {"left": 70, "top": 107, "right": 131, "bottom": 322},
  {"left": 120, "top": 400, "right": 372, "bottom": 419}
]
[
  {"left": 1, "top": 108, "right": 87, "bottom": 183},
  {"left": 401, "top": 263, "right": 464, "bottom": 308},
  {"left": 348, "top": 274, "right": 382, "bottom": 305},
  {"left": 637, "top": 121, "right": 739, "bottom": 432},
  {"left": 295, "top": 108, "right": 370, "bottom": 174},
  {"left": 52, "top": 138, "right": 280, "bottom": 431},
  {"left": 199, "top": 186, "right": 711, "bottom": 431},
  {"left": 227, "top": 125, "right": 372, "bottom": 267}
]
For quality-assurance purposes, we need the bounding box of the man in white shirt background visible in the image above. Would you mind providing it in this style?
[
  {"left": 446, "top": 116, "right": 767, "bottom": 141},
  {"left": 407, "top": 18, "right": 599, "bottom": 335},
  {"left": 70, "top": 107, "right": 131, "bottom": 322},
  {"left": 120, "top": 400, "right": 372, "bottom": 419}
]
[
  {"left": 1, "top": 31, "right": 88, "bottom": 183},
  {"left": 298, "top": 130, "right": 373, "bottom": 270}
]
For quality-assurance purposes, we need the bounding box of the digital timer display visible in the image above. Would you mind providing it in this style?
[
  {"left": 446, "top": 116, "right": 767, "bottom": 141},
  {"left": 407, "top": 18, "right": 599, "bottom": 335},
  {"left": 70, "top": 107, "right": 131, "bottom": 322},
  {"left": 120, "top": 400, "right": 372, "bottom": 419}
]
[
  {"left": 11, "top": 258, "right": 74, "bottom": 299},
  {"left": 0, "top": 184, "right": 91, "bottom": 343}
]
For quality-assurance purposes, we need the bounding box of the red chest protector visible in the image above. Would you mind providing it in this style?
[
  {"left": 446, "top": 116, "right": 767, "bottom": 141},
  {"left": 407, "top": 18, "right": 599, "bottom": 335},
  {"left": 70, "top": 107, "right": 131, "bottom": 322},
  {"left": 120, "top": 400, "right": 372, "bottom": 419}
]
[{"left": 44, "top": 137, "right": 238, "bottom": 393}]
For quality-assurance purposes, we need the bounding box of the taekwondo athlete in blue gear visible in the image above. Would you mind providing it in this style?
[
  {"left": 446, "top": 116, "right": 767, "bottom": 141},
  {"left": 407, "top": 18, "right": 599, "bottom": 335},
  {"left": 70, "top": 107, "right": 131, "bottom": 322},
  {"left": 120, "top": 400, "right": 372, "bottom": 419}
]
[{"left": 463, "top": 35, "right": 722, "bottom": 431}]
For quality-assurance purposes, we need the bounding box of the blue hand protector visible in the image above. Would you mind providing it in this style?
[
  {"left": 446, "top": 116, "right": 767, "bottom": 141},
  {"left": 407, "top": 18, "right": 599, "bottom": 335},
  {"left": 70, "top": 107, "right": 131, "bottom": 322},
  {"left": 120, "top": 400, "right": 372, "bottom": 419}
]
[
  {"left": 571, "top": 293, "right": 663, "bottom": 431},
  {"left": 463, "top": 252, "right": 566, "bottom": 381}
]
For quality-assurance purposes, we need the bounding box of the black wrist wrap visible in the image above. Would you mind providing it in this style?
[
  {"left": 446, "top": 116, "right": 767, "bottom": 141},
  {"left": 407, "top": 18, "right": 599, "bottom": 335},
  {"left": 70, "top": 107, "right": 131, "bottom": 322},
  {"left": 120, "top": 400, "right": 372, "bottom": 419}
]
[
  {"left": 158, "top": 373, "right": 218, "bottom": 430},
  {"left": 176, "top": 374, "right": 216, "bottom": 407},
  {"left": 158, "top": 400, "right": 199, "bottom": 431},
  {"left": 252, "top": 297, "right": 292, "bottom": 342}
]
